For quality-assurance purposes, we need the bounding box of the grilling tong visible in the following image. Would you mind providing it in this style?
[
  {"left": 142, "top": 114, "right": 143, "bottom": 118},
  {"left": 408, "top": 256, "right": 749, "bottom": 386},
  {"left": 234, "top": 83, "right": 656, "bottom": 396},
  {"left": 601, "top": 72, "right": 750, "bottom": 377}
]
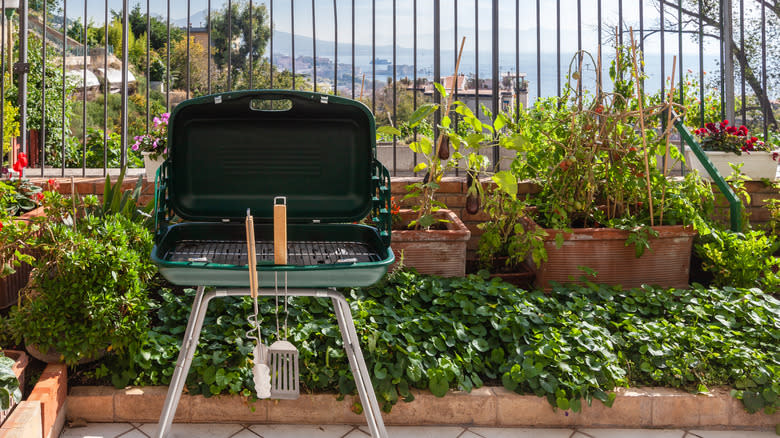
[{"left": 246, "top": 197, "right": 300, "bottom": 400}]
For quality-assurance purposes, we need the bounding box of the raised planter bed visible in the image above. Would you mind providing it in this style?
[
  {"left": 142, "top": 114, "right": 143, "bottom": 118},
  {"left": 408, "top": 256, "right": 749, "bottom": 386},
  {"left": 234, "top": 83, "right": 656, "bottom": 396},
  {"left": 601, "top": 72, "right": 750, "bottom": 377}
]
[
  {"left": 391, "top": 209, "right": 471, "bottom": 277},
  {"left": 65, "top": 386, "right": 778, "bottom": 430}
]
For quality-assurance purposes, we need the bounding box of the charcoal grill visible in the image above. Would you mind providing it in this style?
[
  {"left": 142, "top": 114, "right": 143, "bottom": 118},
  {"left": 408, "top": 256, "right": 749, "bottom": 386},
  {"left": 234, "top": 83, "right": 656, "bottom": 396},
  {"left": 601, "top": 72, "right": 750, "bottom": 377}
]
[{"left": 152, "top": 90, "right": 393, "bottom": 438}]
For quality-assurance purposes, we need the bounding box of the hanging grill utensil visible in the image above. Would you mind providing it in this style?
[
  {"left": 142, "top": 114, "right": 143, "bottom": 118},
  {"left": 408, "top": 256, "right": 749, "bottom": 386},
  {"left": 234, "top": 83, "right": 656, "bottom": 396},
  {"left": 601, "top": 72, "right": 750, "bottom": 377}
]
[
  {"left": 246, "top": 209, "right": 271, "bottom": 399},
  {"left": 268, "top": 197, "right": 300, "bottom": 399}
]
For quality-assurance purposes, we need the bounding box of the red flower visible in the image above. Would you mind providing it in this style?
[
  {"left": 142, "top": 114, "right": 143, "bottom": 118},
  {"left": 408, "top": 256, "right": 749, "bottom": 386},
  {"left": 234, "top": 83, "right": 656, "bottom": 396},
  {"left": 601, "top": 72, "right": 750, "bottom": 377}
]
[
  {"left": 35, "top": 192, "right": 44, "bottom": 202},
  {"left": 772, "top": 152, "right": 778, "bottom": 161},
  {"left": 720, "top": 120, "right": 729, "bottom": 128},
  {"left": 725, "top": 126, "right": 737, "bottom": 134},
  {"left": 705, "top": 122, "right": 717, "bottom": 133},
  {"left": 17, "top": 153, "right": 28, "bottom": 167},
  {"left": 47, "top": 178, "right": 60, "bottom": 190},
  {"left": 0, "top": 222, "right": 3, "bottom": 232}
]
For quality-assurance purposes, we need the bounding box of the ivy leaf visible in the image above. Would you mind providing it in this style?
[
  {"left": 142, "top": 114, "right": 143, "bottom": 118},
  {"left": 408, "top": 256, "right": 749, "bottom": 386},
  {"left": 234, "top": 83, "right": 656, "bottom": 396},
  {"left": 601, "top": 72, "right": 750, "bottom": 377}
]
[
  {"left": 427, "top": 369, "right": 449, "bottom": 397},
  {"left": 742, "top": 390, "right": 764, "bottom": 413}
]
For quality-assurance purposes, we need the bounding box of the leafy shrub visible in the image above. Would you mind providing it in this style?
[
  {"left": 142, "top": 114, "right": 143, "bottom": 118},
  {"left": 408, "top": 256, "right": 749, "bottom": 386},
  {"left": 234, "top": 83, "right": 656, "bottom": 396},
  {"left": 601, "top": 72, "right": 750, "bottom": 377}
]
[
  {"left": 0, "top": 353, "right": 21, "bottom": 410},
  {"left": 695, "top": 228, "right": 780, "bottom": 290},
  {"left": 113, "top": 272, "right": 779, "bottom": 415},
  {"left": 9, "top": 214, "right": 155, "bottom": 365}
]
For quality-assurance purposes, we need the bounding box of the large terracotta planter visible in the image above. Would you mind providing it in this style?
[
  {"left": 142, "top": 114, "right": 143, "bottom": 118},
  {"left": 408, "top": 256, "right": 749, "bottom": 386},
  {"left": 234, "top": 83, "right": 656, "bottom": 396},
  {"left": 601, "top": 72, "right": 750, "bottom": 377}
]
[
  {"left": 0, "top": 207, "right": 45, "bottom": 309},
  {"left": 391, "top": 209, "right": 471, "bottom": 277},
  {"left": 528, "top": 223, "right": 697, "bottom": 290},
  {"left": 685, "top": 149, "right": 778, "bottom": 181}
]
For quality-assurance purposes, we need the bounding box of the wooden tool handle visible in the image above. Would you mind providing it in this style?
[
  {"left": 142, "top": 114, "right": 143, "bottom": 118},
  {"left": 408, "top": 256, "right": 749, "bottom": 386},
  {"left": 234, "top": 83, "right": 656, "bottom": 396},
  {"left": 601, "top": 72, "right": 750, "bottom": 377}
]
[
  {"left": 274, "top": 197, "right": 287, "bottom": 265},
  {"left": 246, "top": 209, "right": 258, "bottom": 298}
]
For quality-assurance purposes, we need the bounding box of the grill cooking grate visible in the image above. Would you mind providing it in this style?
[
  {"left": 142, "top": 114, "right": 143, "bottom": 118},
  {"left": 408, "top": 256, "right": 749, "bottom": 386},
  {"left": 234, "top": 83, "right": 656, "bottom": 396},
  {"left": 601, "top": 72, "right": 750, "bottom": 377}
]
[{"left": 166, "top": 240, "right": 380, "bottom": 266}]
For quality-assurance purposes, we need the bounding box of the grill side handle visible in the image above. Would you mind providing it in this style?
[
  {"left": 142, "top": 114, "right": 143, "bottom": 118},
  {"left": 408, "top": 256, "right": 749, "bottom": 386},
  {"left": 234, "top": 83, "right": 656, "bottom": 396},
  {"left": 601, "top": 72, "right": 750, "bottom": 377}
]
[
  {"left": 154, "top": 159, "right": 172, "bottom": 243},
  {"left": 372, "top": 159, "right": 392, "bottom": 248}
]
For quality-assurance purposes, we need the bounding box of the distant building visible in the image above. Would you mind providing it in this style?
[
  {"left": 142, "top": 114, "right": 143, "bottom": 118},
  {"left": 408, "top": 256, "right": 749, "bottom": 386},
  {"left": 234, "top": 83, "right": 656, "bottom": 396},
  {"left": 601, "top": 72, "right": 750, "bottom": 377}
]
[{"left": 421, "top": 73, "right": 528, "bottom": 121}]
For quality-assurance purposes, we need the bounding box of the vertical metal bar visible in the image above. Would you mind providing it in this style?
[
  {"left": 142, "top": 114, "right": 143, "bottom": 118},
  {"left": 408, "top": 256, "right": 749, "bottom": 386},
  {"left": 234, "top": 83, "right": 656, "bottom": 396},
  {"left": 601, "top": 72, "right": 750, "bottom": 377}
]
[
  {"left": 618, "top": 0, "right": 622, "bottom": 46},
  {"left": 311, "top": 0, "right": 317, "bottom": 92},
  {"left": 536, "top": 0, "right": 540, "bottom": 99},
  {"left": 556, "top": 0, "right": 560, "bottom": 97},
  {"left": 678, "top": 0, "right": 683, "bottom": 106},
  {"left": 187, "top": 0, "right": 191, "bottom": 96},
  {"left": 474, "top": 0, "right": 479, "bottom": 114},
  {"left": 61, "top": 0, "right": 67, "bottom": 175},
  {"left": 291, "top": 0, "right": 295, "bottom": 90},
  {"left": 577, "top": 0, "right": 581, "bottom": 94},
  {"left": 270, "top": 0, "right": 274, "bottom": 88},
  {"left": 412, "top": 0, "right": 417, "bottom": 171},
  {"left": 597, "top": 0, "right": 602, "bottom": 91},
  {"left": 105, "top": 0, "right": 109, "bottom": 174},
  {"left": 453, "top": 0, "right": 459, "bottom": 177},
  {"left": 392, "top": 0, "right": 396, "bottom": 175},
  {"left": 739, "top": 0, "right": 745, "bottom": 125},
  {"left": 660, "top": 0, "right": 665, "bottom": 99},
  {"left": 371, "top": 0, "right": 375, "bottom": 114},
  {"left": 83, "top": 0, "right": 88, "bottom": 173},
  {"left": 227, "top": 0, "right": 232, "bottom": 91},
  {"left": 433, "top": 0, "right": 440, "bottom": 139},
  {"left": 351, "top": 0, "right": 355, "bottom": 99},
  {"left": 698, "top": 0, "right": 704, "bottom": 128},
  {"left": 207, "top": 0, "right": 212, "bottom": 93},
  {"left": 17, "top": 0, "right": 28, "bottom": 176},
  {"left": 722, "top": 0, "right": 734, "bottom": 123},
  {"left": 333, "top": 0, "right": 337, "bottom": 95},
  {"left": 515, "top": 0, "right": 519, "bottom": 120},
  {"left": 122, "top": 0, "right": 129, "bottom": 170},
  {"left": 167, "top": 0, "right": 171, "bottom": 107},
  {"left": 761, "top": 0, "right": 766, "bottom": 138},
  {"left": 1, "top": 0, "right": 5, "bottom": 167},
  {"left": 41, "top": 0, "right": 47, "bottom": 174},
  {"left": 146, "top": 0, "right": 150, "bottom": 132},
  {"left": 639, "top": 0, "right": 644, "bottom": 63},
  {"left": 491, "top": 0, "right": 498, "bottom": 168},
  {"left": 248, "top": 0, "right": 253, "bottom": 89}
]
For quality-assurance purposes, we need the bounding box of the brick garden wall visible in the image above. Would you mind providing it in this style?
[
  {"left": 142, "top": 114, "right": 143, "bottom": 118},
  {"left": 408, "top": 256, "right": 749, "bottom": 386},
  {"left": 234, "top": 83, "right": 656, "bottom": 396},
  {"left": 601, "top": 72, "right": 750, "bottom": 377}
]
[{"left": 30, "top": 175, "right": 779, "bottom": 263}]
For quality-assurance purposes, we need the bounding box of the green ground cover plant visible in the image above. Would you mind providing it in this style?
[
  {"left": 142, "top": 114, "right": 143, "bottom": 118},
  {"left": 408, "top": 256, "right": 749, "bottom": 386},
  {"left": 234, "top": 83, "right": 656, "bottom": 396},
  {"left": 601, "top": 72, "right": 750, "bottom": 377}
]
[{"left": 97, "top": 271, "right": 779, "bottom": 415}]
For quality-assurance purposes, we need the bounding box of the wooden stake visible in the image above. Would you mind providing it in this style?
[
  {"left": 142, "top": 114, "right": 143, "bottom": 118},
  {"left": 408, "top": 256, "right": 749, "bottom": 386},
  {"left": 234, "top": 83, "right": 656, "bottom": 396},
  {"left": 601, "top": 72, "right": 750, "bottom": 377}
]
[
  {"left": 360, "top": 73, "right": 366, "bottom": 99},
  {"left": 628, "top": 27, "right": 654, "bottom": 227},
  {"left": 659, "top": 56, "right": 677, "bottom": 226},
  {"left": 274, "top": 198, "right": 288, "bottom": 265},
  {"left": 246, "top": 210, "right": 258, "bottom": 298}
]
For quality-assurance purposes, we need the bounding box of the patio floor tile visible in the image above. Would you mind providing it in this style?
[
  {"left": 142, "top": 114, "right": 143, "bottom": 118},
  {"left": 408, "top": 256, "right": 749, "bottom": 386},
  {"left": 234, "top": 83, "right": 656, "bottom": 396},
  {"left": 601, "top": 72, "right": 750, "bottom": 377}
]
[
  {"left": 248, "top": 424, "right": 356, "bottom": 438},
  {"left": 469, "top": 427, "right": 574, "bottom": 437},
  {"left": 576, "top": 429, "right": 687, "bottom": 438},
  {"left": 61, "top": 423, "right": 136, "bottom": 438},
  {"left": 687, "top": 431, "right": 779, "bottom": 438},
  {"left": 137, "top": 423, "right": 244, "bottom": 438},
  {"left": 358, "top": 425, "right": 464, "bottom": 437}
]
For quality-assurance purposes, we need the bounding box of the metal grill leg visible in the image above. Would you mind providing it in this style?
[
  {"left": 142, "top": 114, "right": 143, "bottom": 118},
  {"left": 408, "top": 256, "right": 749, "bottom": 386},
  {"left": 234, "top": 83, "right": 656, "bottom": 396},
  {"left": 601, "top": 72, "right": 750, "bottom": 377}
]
[
  {"left": 155, "top": 286, "right": 209, "bottom": 438},
  {"left": 330, "top": 293, "right": 388, "bottom": 438}
]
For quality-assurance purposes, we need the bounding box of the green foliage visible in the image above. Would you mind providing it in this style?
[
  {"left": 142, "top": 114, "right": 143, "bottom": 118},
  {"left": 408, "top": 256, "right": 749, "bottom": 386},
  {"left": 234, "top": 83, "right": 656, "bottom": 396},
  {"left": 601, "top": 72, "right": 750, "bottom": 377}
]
[
  {"left": 9, "top": 214, "right": 155, "bottom": 366},
  {"left": 116, "top": 272, "right": 778, "bottom": 415},
  {"left": 5, "top": 35, "right": 76, "bottom": 165},
  {"left": 210, "top": 3, "right": 271, "bottom": 81},
  {"left": 127, "top": 5, "right": 183, "bottom": 51},
  {"left": 2, "top": 96, "right": 20, "bottom": 161},
  {"left": 477, "top": 192, "right": 547, "bottom": 269},
  {"left": 0, "top": 353, "right": 21, "bottom": 410},
  {"left": 0, "top": 178, "right": 42, "bottom": 217},
  {"left": 695, "top": 228, "right": 780, "bottom": 290}
]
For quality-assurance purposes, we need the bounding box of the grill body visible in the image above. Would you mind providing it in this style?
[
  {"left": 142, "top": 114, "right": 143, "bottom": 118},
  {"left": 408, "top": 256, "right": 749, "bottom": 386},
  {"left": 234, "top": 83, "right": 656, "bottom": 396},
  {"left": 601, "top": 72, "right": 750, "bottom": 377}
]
[{"left": 152, "top": 222, "right": 392, "bottom": 287}]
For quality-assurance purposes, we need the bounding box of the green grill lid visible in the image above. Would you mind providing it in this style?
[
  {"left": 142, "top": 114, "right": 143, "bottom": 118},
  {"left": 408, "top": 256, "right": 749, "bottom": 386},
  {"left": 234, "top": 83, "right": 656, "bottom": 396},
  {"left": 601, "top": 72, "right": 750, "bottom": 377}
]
[{"left": 167, "top": 90, "right": 377, "bottom": 223}]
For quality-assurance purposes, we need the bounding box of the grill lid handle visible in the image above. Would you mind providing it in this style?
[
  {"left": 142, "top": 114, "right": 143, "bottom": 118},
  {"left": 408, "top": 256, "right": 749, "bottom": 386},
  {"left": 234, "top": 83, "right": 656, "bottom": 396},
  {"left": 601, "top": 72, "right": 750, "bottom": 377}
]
[{"left": 274, "top": 197, "right": 288, "bottom": 265}]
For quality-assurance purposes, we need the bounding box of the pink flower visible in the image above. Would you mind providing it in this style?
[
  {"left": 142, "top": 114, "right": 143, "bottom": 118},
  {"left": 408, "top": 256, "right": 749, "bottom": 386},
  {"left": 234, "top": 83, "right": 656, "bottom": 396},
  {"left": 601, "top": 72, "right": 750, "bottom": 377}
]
[{"left": 772, "top": 152, "right": 778, "bottom": 161}]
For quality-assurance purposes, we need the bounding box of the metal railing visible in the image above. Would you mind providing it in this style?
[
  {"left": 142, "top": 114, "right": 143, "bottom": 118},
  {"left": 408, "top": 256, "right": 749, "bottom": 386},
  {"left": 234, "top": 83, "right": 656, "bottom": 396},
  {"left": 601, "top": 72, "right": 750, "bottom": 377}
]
[{"left": 0, "top": 0, "right": 776, "bottom": 177}]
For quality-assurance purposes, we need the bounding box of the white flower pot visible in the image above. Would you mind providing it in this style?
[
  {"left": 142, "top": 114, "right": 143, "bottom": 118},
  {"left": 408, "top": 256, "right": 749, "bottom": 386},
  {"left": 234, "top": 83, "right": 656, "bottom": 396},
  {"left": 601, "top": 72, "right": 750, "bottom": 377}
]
[
  {"left": 142, "top": 152, "right": 165, "bottom": 181},
  {"left": 684, "top": 149, "right": 778, "bottom": 181}
]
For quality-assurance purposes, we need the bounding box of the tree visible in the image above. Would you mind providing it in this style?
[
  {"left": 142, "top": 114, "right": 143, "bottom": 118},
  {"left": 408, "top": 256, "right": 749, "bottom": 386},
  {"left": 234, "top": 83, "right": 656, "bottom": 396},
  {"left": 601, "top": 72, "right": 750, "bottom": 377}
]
[
  {"left": 654, "top": 0, "right": 778, "bottom": 130},
  {"left": 165, "top": 37, "right": 209, "bottom": 95},
  {"left": 210, "top": 2, "right": 271, "bottom": 79},
  {"left": 125, "top": 5, "right": 183, "bottom": 51}
]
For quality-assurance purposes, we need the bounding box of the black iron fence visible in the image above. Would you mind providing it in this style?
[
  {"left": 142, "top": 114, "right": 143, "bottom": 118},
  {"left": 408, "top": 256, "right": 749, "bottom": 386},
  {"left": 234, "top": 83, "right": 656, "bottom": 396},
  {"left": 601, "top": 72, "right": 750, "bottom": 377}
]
[{"left": 0, "top": 0, "right": 776, "bottom": 176}]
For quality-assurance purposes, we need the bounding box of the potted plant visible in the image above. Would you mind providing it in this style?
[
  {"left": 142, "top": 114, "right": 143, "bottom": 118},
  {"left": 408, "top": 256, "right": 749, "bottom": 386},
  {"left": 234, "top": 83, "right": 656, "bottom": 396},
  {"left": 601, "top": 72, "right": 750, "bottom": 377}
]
[
  {"left": 0, "top": 163, "right": 49, "bottom": 309},
  {"left": 686, "top": 120, "right": 779, "bottom": 181},
  {"left": 509, "top": 45, "right": 712, "bottom": 290},
  {"left": 8, "top": 173, "right": 156, "bottom": 365},
  {"left": 476, "top": 192, "right": 545, "bottom": 286},
  {"left": 149, "top": 58, "right": 166, "bottom": 92},
  {"left": 132, "top": 111, "right": 169, "bottom": 181},
  {"left": 378, "top": 84, "right": 519, "bottom": 277}
]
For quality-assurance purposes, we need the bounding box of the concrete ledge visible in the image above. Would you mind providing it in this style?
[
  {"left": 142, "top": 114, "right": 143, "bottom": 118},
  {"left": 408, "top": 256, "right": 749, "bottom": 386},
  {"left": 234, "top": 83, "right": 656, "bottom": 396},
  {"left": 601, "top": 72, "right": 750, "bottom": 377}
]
[
  {"left": 0, "top": 401, "right": 42, "bottom": 438},
  {"left": 66, "top": 386, "right": 778, "bottom": 430}
]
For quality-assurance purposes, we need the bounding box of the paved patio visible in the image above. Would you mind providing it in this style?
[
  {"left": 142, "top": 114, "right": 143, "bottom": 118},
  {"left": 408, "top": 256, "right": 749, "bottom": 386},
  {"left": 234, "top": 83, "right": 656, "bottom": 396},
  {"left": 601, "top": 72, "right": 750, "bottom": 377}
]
[{"left": 60, "top": 423, "right": 777, "bottom": 438}]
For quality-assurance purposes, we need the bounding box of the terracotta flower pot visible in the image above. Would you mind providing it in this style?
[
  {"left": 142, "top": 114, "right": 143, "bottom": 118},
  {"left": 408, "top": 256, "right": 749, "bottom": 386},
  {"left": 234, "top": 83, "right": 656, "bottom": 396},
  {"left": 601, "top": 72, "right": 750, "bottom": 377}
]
[
  {"left": 527, "top": 222, "right": 697, "bottom": 290},
  {"left": 391, "top": 209, "right": 471, "bottom": 277}
]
